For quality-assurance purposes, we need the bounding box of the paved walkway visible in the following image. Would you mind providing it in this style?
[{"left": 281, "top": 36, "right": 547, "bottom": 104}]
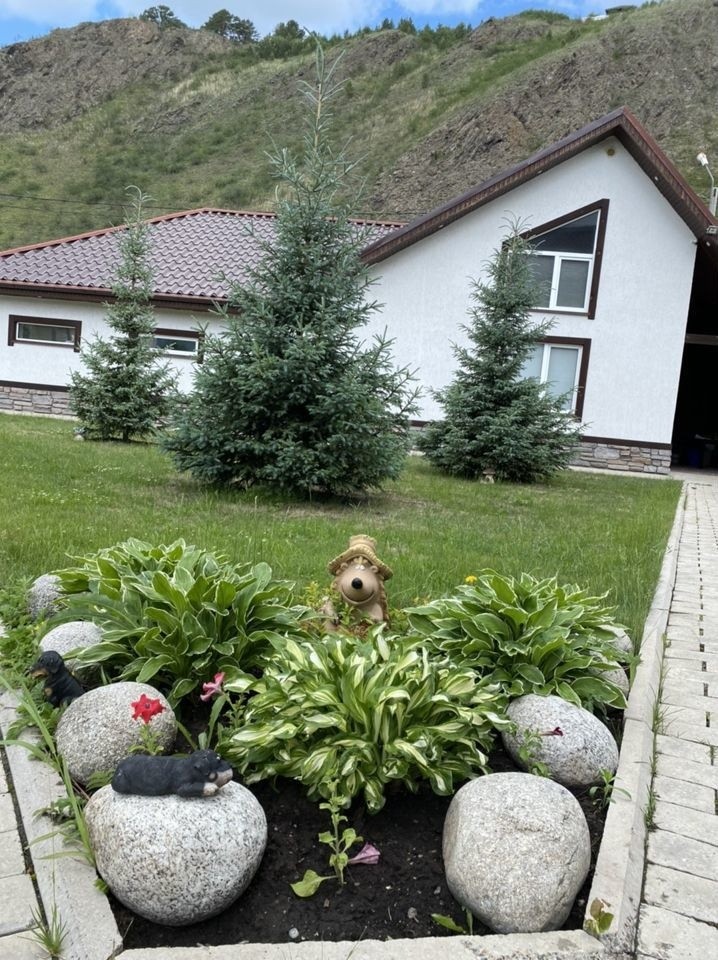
[{"left": 636, "top": 476, "right": 718, "bottom": 960}]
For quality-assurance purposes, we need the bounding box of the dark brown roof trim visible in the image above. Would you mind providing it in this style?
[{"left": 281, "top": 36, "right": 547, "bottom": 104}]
[
  {"left": 362, "top": 107, "right": 718, "bottom": 266},
  {"left": 0, "top": 281, "right": 228, "bottom": 312}
]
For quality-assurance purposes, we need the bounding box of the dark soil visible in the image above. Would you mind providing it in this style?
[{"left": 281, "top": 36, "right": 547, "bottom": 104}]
[{"left": 114, "top": 750, "right": 605, "bottom": 949}]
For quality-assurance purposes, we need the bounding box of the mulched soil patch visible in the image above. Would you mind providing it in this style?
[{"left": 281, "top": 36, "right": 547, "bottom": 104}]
[{"left": 114, "top": 748, "right": 605, "bottom": 949}]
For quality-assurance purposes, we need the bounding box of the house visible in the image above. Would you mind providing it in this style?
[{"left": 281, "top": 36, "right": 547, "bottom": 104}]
[
  {"left": 0, "top": 107, "right": 716, "bottom": 474},
  {"left": 360, "top": 107, "right": 718, "bottom": 474}
]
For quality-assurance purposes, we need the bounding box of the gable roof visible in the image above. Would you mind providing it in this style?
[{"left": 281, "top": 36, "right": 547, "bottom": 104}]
[
  {"left": 362, "top": 107, "right": 718, "bottom": 266},
  {"left": 0, "top": 208, "right": 403, "bottom": 307}
]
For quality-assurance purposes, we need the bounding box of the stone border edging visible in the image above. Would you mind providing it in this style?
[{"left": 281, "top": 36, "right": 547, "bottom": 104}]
[
  {"left": 583, "top": 484, "right": 685, "bottom": 953},
  {"left": 0, "top": 688, "right": 122, "bottom": 960}
]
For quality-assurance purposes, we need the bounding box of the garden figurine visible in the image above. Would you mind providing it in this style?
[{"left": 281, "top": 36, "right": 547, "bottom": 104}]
[{"left": 328, "top": 535, "right": 393, "bottom": 623}]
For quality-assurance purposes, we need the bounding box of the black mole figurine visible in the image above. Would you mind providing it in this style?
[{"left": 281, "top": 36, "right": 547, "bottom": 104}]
[{"left": 111, "top": 749, "right": 233, "bottom": 798}]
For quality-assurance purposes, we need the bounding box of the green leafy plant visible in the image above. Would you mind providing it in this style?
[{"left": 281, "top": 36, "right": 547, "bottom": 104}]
[
  {"left": 407, "top": 570, "right": 628, "bottom": 711},
  {"left": 432, "top": 908, "right": 474, "bottom": 934},
  {"left": 51, "top": 538, "right": 314, "bottom": 706},
  {"left": 27, "top": 901, "right": 68, "bottom": 959},
  {"left": 291, "top": 782, "right": 371, "bottom": 897},
  {"left": 221, "top": 627, "right": 507, "bottom": 812},
  {"left": 588, "top": 769, "right": 630, "bottom": 808},
  {"left": 585, "top": 898, "right": 614, "bottom": 937},
  {"left": 514, "top": 726, "right": 551, "bottom": 777}
]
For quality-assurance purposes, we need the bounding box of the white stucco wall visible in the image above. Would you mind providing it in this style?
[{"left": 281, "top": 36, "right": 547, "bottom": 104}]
[
  {"left": 366, "top": 138, "right": 697, "bottom": 445},
  {"left": 0, "top": 297, "right": 223, "bottom": 393}
]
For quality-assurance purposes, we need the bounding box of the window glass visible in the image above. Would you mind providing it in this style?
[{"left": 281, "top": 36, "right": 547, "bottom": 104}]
[
  {"left": 546, "top": 346, "right": 579, "bottom": 410},
  {"left": 556, "top": 260, "right": 590, "bottom": 308},
  {"left": 534, "top": 211, "right": 598, "bottom": 255},
  {"left": 520, "top": 345, "right": 543, "bottom": 380},
  {"left": 526, "top": 255, "right": 553, "bottom": 308},
  {"left": 152, "top": 336, "right": 197, "bottom": 354},
  {"left": 16, "top": 322, "right": 75, "bottom": 344}
]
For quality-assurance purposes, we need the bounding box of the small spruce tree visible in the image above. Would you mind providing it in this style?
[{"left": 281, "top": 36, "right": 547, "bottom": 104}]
[
  {"left": 163, "top": 47, "right": 417, "bottom": 496},
  {"left": 70, "top": 188, "right": 176, "bottom": 442},
  {"left": 418, "top": 229, "right": 582, "bottom": 482}
]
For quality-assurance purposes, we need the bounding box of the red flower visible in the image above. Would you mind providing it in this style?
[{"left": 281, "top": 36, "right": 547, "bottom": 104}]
[
  {"left": 131, "top": 694, "right": 165, "bottom": 724},
  {"left": 541, "top": 726, "right": 564, "bottom": 737}
]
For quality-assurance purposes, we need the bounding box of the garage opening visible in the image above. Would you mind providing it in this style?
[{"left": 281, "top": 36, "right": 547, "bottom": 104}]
[{"left": 671, "top": 244, "right": 718, "bottom": 467}]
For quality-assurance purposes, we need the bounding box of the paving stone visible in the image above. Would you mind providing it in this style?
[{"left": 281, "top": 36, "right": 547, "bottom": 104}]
[
  {"left": 643, "top": 864, "right": 718, "bottom": 925},
  {"left": 663, "top": 662, "right": 718, "bottom": 686},
  {"left": 0, "top": 829, "right": 25, "bottom": 878},
  {"left": 655, "top": 733, "right": 712, "bottom": 763},
  {"left": 658, "top": 719, "right": 718, "bottom": 747},
  {"left": 664, "top": 651, "right": 718, "bottom": 672},
  {"left": 652, "top": 774, "right": 715, "bottom": 812},
  {"left": 0, "top": 932, "right": 46, "bottom": 960},
  {"left": 659, "top": 678, "right": 714, "bottom": 706},
  {"left": 660, "top": 704, "right": 713, "bottom": 729},
  {"left": 0, "top": 874, "right": 37, "bottom": 935},
  {"left": 665, "top": 638, "right": 709, "bottom": 652},
  {"left": 656, "top": 752, "right": 718, "bottom": 789},
  {"left": 647, "top": 829, "right": 718, "bottom": 882},
  {"left": 653, "top": 800, "right": 718, "bottom": 847},
  {"left": 0, "top": 763, "right": 7, "bottom": 794},
  {"left": 637, "top": 903, "right": 718, "bottom": 960},
  {"left": 0, "top": 793, "right": 16, "bottom": 833}
]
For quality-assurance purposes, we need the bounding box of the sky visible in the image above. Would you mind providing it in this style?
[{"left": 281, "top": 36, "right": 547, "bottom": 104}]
[{"left": 0, "top": 0, "right": 629, "bottom": 47}]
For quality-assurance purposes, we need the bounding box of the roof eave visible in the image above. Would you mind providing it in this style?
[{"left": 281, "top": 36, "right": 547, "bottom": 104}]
[{"left": 0, "top": 280, "right": 229, "bottom": 310}]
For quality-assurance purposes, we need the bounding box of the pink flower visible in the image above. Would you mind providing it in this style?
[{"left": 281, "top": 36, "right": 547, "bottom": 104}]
[
  {"left": 131, "top": 694, "right": 165, "bottom": 724},
  {"left": 541, "top": 726, "right": 564, "bottom": 737},
  {"left": 200, "top": 672, "right": 225, "bottom": 702},
  {"left": 347, "top": 843, "right": 381, "bottom": 866}
]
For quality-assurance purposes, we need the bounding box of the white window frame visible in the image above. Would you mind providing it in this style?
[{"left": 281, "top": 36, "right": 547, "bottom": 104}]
[
  {"left": 9, "top": 315, "right": 81, "bottom": 351},
  {"left": 526, "top": 201, "right": 608, "bottom": 318},
  {"left": 525, "top": 339, "right": 589, "bottom": 417},
  {"left": 151, "top": 330, "right": 201, "bottom": 358}
]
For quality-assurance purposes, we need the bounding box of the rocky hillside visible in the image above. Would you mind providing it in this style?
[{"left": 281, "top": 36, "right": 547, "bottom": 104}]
[{"left": 0, "top": 0, "right": 716, "bottom": 249}]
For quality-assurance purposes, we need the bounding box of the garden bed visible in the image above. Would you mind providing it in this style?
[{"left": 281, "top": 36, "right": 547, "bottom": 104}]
[{"left": 114, "top": 751, "right": 606, "bottom": 949}]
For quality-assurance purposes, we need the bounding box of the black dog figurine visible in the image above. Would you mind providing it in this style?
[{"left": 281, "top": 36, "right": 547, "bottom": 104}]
[
  {"left": 111, "top": 749, "right": 234, "bottom": 798},
  {"left": 27, "top": 650, "right": 84, "bottom": 707}
]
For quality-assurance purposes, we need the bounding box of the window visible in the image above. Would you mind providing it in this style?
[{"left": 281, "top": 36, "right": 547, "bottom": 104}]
[
  {"left": 521, "top": 337, "right": 591, "bottom": 418},
  {"left": 525, "top": 201, "right": 608, "bottom": 317},
  {"left": 151, "top": 329, "right": 201, "bottom": 358},
  {"left": 8, "top": 315, "right": 81, "bottom": 351}
]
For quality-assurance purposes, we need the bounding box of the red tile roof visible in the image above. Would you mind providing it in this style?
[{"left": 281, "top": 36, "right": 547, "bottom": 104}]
[{"left": 0, "top": 208, "right": 404, "bottom": 305}]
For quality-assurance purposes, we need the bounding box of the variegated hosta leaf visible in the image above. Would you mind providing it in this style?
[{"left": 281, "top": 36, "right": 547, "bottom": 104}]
[{"left": 223, "top": 625, "right": 503, "bottom": 812}]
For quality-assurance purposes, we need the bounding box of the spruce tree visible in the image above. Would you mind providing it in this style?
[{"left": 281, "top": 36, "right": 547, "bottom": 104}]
[
  {"left": 418, "top": 230, "right": 582, "bottom": 483},
  {"left": 70, "top": 188, "right": 176, "bottom": 442},
  {"left": 163, "top": 47, "right": 417, "bottom": 496}
]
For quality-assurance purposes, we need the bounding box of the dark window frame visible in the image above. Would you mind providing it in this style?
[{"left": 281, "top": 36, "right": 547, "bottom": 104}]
[
  {"left": 531, "top": 336, "right": 591, "bottom": 420},
  {"left": 8, "top": 314, "right": 82, "bottom": 352},
  {"left": 523, "top": 200, "right": 609, "bottom": 319},
  {"left": 152, "top": 327, "right": 203, "bottom": 361}
]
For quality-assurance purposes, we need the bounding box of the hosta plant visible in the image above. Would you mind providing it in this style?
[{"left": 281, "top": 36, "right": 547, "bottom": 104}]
[
  {"left": 220, "top": 627, "right": 508, "bottom": 812},
  {"left": 50, "top": 539, "right": 315, "bottom": 706},
  {"left": 407, "top": 570, "right": 629, "bottom": 711}
]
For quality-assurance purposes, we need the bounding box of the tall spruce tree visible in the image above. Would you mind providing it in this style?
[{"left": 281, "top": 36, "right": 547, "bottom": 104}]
[
  {"left": 163, "top": 47, "right": 417, "bottom": 496},
  {"left": 418, "top": 229, "right": 581, "bottom": 483},
  {"left": 70, "top": 188, "right": 176, "bottom": 442}
]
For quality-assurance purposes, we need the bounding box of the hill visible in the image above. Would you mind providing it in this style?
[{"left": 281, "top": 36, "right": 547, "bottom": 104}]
[{"left": 0, "top": 0, "right": 716, "bottom": 249}]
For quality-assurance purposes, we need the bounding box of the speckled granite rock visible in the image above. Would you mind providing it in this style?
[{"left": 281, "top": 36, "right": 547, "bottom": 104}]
[
  {"left": 39, "top": 621, "right": 102, "bottom": 678},
  {"left": 55, "top": 682, "right": 176, "bottom": 785},
  {"left": 86, "top": 781, "right": 267, "bottom": 925},
  {"left": 27, "top": 574, "right": 62, "bottom": 620},
  {"left": 602, "top": 624, "right": 633, "bottom": 656},
  {"left": 595, "top": 665, "right": 630, "bottom": 698},
  {"left": 502, "top": 694, "right": 619, "bottom": 787},
  {"left": 443, "top": 772, "right": 590, "bottom": 934}
]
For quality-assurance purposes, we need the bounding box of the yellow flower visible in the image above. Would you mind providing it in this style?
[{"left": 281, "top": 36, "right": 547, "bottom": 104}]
[{"left": 464, "top": 575, "right": 477, "bottom": 585}]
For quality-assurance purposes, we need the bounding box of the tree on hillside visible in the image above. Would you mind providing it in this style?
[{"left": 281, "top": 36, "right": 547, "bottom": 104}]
[
  {"left": 202, "top": 10, "right": 258, "bottom": 42},
  {"left": 69, "top": 188, "right": 177, "bottom": 442},
  {"left": 163, "top": 46, "right": 418, "bottom": 496},
  {"left": 417, "top": 229, "right": 582, "bottom": 483},
  {"left": 139, "top": 6, "right": 186, "bottom": 29}
]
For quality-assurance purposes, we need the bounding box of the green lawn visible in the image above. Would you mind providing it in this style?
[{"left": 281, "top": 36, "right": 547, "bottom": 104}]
[{"left": 0, "top": 414, "right": 681, "bottom": 640}]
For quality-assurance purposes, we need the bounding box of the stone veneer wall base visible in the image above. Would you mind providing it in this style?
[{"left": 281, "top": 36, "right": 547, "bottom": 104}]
[
  {"left": 573, "top": 440, "right": 671, "bottom": 475},
  {"left": 0, "top": 384, "right": 73, "bottom": 418}
]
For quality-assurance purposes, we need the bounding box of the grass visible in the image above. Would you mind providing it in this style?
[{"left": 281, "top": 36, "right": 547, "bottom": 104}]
[{"left": 0, "top": 414, "right": 680, "bottom": 641}]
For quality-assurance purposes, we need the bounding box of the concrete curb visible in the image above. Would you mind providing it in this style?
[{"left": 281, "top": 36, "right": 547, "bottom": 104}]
[
  {"left": 584, "top": 485, "right": 685, "bottom": 953},
  {"left": 0, "top": 689, "right": 123, "bottom": 960}
]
